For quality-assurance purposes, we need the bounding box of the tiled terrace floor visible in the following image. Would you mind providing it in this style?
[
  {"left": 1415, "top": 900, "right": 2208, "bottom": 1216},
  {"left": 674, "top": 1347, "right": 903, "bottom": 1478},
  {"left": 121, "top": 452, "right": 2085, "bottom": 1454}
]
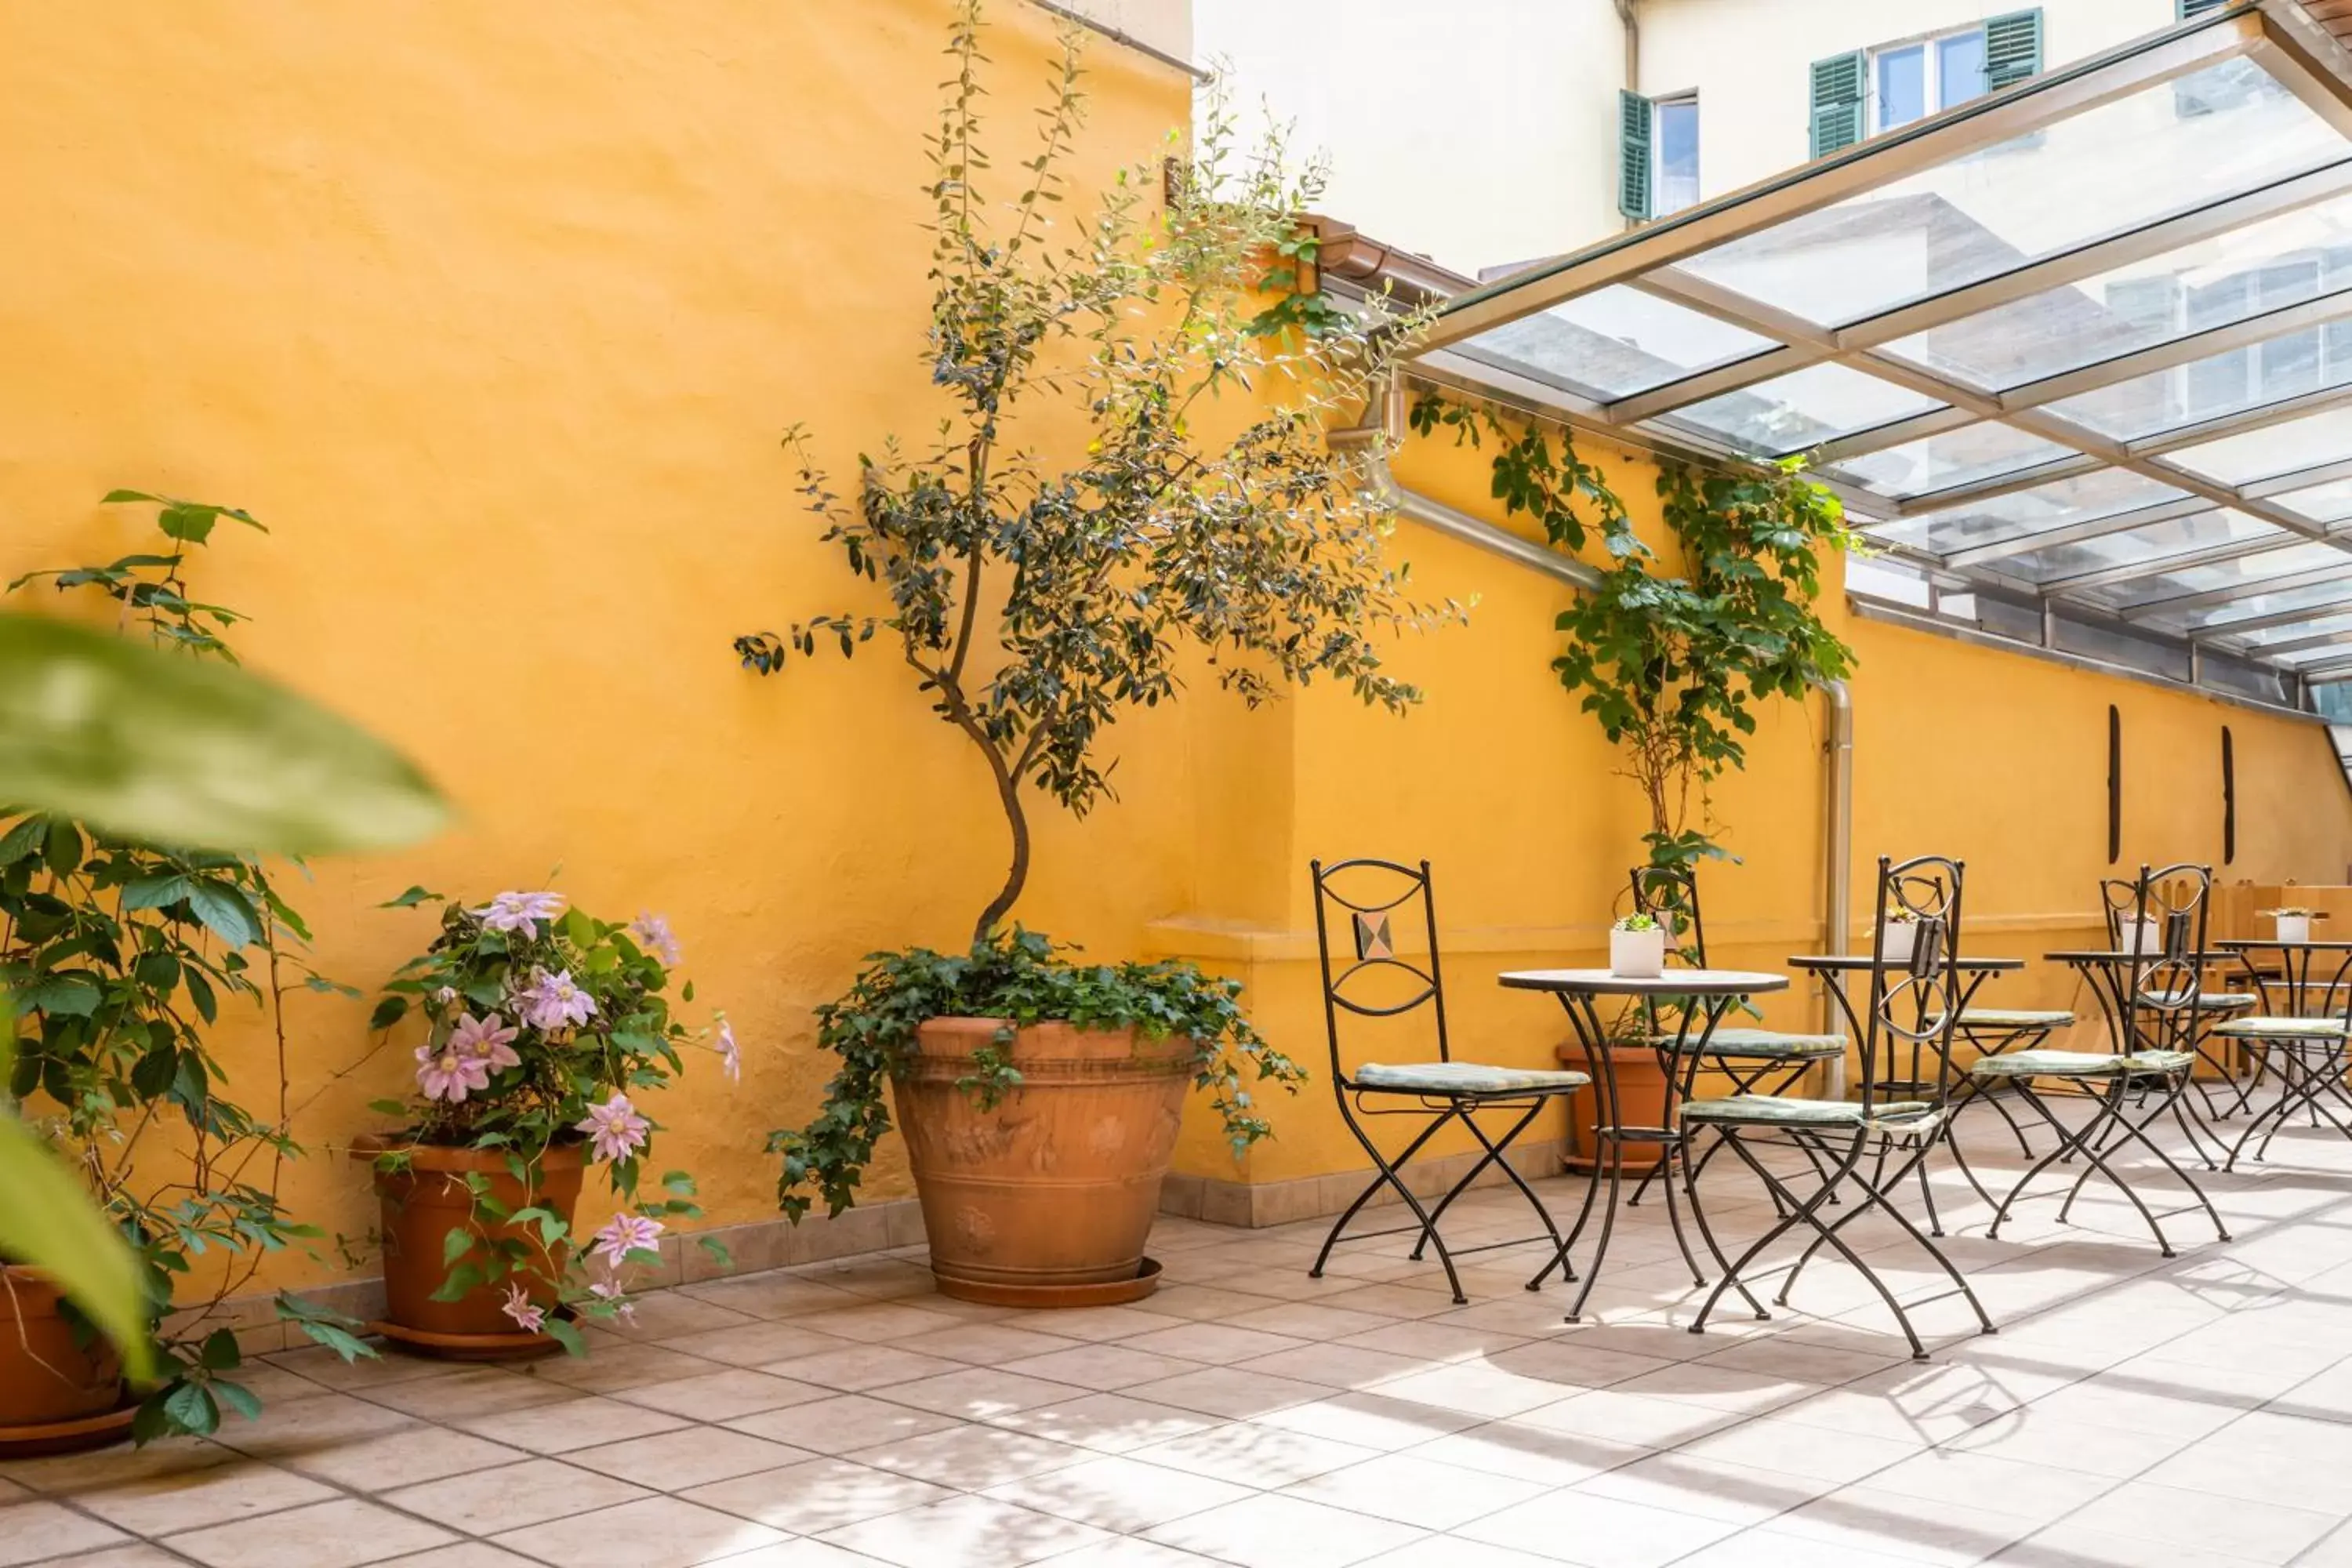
[{"left": 14, "top": 1104, "right": 2352, "bottom": 1568}]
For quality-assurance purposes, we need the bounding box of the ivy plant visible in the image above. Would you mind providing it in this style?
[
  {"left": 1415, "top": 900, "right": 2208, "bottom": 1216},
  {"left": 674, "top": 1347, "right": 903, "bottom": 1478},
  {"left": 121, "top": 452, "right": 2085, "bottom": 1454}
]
[
  {"left": 2, "top": 495, "right": 400, "bottom": 1440},
  {"left": 1411, "top": 395, "right": 1859, "bottom": 873}
]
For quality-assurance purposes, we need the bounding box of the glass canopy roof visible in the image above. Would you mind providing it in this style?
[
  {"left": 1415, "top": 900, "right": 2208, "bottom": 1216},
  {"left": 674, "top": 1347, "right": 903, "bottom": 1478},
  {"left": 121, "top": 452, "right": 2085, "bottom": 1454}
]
[{"left": 1413, "top": 2, "right": 2352, "bottom": 695}]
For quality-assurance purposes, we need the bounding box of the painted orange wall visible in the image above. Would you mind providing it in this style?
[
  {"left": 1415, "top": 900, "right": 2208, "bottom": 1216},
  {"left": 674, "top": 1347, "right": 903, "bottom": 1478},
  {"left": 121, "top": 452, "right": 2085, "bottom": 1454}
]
[{"left": 6, "top": 0, "right": 2350, "bottom": 1294}]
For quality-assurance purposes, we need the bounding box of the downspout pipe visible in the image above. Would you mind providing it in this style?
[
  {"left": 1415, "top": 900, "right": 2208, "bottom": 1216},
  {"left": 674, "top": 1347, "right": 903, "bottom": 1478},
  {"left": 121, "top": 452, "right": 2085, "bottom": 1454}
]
[{"left": 1817, "top": 676, "right": 1855, "bottom": 1096}]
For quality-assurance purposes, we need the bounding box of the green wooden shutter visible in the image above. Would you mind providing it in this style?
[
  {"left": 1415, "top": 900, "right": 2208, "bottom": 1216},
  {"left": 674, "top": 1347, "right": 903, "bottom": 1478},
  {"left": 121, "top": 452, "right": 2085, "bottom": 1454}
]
[
  {"left": 2179, "top": 0, "right": 2230, "bottom": 17},
  {"left": 1985, "top": 9, "right": 2045, "bottom": 92},
  {"left": 1618, "top": 89, "right": 1653, "bottom": 221},
  {"left": 1808, "top": 52, "right": 1865, "bottom": 158}
]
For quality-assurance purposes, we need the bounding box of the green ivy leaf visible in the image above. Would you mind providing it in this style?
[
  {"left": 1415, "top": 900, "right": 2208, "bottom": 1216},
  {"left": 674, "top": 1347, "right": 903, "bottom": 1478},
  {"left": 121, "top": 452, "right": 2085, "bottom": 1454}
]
[{"left": 184, "top": 880, "right": 262, "bottom": 949}]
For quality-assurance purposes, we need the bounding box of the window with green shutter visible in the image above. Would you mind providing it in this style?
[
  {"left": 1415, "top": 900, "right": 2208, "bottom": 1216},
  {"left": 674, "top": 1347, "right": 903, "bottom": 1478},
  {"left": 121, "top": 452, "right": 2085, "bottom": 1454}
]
[
  {"left": 1618, "top": 89, "right": 1653, "bottom": 221},
  {"left": 1984, "top": 9, "right": 2044, "bottom": 92},
  {"left": 2179, "top": 0, "right": 2230, "bottom": 16},
  {"left": 1809, "top": 51, "right": 1865, "bottom": 158}
]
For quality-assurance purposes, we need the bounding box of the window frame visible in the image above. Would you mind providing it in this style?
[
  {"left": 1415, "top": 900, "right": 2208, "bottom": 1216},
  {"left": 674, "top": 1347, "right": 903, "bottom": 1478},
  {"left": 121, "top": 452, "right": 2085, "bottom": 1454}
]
[
  {"left": 1867, "top": 22, "right": 1993, "bottom": 134},
  {"left": 1651, "top": 93, "right": 1700, "bottom": 218}
]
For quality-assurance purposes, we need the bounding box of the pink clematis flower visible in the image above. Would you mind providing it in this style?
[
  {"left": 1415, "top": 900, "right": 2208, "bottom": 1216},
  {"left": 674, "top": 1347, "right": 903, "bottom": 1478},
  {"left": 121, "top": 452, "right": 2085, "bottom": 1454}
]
[
  {"left": 475, "top": 890, "right": 566, "bottom": 935},
  {"left": 500, "top": 1280, "right": 546, "bottom": 1334},
  {"left": 627, "top": 913, "right": 682, "bottom": 967},
  {"left": 573, "top": 1091, "right": 651, "bottom": 1163},
  {"left": 713, "top": 1016, "right": 740, "bottom": 1083},
  {"left": 591, "top": 1211, "right": 664, "bottom": 1267},
  {"left": 415, "top": 1041, "right": 490, "bottom": 1103},
  {"left": 587, "top": 1272, "right": 635, "bottom": 1324},
  {"left": 516, "top": 968, "right": 598, "bottom": 1033},
  {"left": 448, "top": 1011, "right": 521, "bottom": 1072}
]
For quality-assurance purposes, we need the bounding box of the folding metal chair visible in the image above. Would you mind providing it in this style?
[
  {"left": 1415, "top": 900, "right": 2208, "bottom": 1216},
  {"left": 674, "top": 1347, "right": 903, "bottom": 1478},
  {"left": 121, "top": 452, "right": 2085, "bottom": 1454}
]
[
  {"left": 1682, "top": 855, "right": 1994, "bottom": 1360},
  {"left": 1305, "top": 858, "right": 1592, "bottom": 1304},
  {"left": 2212, "top": 996, "right": 2352, "bottom": 1170},
  {"left": 1960, "top": 862, "right": 2232, "bottom": 1258},
  {"left": 1621, "top": 866, "right": 1844, "bottom": 1213},
  {"left": 2103, "top": 875, "right": 2256, "bottom": 1130}
]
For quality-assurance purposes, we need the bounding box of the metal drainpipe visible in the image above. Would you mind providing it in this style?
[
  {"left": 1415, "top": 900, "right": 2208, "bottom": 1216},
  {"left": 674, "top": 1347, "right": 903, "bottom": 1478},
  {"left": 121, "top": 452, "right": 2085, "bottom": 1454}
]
[{"left": 1818, "top": 677, "right": 1855, "bottom": 1097}]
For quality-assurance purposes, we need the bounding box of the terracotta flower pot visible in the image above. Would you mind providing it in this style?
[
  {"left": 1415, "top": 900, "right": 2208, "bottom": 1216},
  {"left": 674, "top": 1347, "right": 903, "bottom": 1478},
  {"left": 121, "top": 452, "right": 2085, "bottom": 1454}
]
[
  {"left": 1555, "top": 1040, "right": 1669, "bottom": 1172},
  {"left": 353, "top": 1134, "right": 585, "bottom": 1359},
  {"left": 891, "top": 1018, "right": 1192, "bottom": 1305},
  {"left": 0, "top": 1266, "right": 132, "bottom": 1456}
]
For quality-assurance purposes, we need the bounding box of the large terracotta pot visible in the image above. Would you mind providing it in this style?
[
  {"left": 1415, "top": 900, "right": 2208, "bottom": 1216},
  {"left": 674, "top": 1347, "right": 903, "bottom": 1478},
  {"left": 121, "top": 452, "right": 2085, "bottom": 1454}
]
[
  {"left": 1555, "top": 1040, "right": 1670, "bottom": 1172},
  {"left": 892, "top": 1018, "right": 1192, "bottom": 1305},
  {"left": 354, "top": 1134, "right": 585, "bottom": 1359},
  {"left": 0, "top": 1266, "right": 128, "bottom": 1454}
]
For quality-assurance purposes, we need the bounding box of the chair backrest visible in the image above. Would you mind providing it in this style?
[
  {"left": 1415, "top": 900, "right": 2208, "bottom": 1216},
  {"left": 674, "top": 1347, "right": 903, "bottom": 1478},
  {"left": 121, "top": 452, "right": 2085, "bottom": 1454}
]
[
  {"left": 1863, "top": 853, "right": 1967, "bottom": 1116},
  {"left": 1308, "top": 858, "right": 1450, "bottom": 1087},
  {"left": 2122, "top": 862, "right": 2212, "bottom": 1051},
  {"left": 2098, "top": 877, "right": 2140, "bottom": 949},
  {"left": 1629, "top": 865, "right": 1708, "bottom": 967}
]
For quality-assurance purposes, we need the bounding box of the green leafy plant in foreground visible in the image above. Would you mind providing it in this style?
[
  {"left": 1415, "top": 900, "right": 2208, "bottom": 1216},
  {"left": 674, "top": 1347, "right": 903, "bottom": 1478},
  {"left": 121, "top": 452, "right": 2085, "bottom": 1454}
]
[
  {"left": 1, "top": 495, "right": 446, "bottom": 1438},
  {"left": 770, "top": 928, "right": 1302, "bottom": 1220}
]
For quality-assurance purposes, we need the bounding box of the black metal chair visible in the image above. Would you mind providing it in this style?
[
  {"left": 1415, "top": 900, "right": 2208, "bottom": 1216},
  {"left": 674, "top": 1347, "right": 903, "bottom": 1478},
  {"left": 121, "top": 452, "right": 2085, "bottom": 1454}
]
[
  {"left": 1683, "top": 855, "right": 1996, "bottom": 1361},
  {"left": 1962, "top": 862, "right": 2232, "bottom": 1258},
  {"left": 1621, "top": 866, "right": 1844, "bottom": 1212},
  {"left": 1305, "top": 858, "right": 1592, "bottom": 1305}
]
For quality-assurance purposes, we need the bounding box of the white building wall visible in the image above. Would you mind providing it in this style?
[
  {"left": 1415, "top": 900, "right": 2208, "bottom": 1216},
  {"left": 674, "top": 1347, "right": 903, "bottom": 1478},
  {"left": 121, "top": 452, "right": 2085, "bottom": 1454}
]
[
  {"left": 1636, "top": 0, "right": 2180, "bottom": 203},
  {"left": 1192, "top": 0, "right": 1629, "bottom": 278}
]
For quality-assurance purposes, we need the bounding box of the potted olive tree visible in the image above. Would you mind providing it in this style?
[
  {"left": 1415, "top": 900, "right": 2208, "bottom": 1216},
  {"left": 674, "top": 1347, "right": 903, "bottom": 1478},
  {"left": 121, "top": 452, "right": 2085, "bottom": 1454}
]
[{"left": 735, "top": 4, "right": 1454, "bottom": 1304}]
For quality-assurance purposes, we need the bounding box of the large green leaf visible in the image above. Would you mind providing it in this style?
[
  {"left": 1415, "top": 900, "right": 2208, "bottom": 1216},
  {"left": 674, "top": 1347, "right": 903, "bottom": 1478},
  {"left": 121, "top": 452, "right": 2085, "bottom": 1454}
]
[
  {"left": 0, "top": 613, "right": 447, "bottom": 855},
  {"left": 0, "top": 1032, "right": 156, "bottom": 1381}
]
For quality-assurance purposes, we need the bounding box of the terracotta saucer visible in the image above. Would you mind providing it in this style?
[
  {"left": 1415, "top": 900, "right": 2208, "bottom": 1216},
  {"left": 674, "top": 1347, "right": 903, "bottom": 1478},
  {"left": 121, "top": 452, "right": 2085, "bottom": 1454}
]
[
  {"left": 369, "top": 1319, "right": 564, "bottom": 1363},
  {"left": 0, "top": 1399, "right": 139, "bottom": 1459},
  {"left": 932, "top": 1255, "right": 1163, "bottom": 1308}
]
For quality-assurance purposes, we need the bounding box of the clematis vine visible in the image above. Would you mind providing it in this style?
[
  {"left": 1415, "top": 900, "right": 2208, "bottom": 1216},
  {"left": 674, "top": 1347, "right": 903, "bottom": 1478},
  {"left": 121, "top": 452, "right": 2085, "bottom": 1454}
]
[
  {"left": 449, "top": 1011, "right": 521, "bottom": 1070},
  {"left": 414, "top": 1040, "right": 488, "bottom": 1103},
  {"left": 592, "top": 1211, "right": 664, "bottom": 1267},
  {"left": 574, "top": 1091, "right": 651, "bottom": 1164},
  {"left": 586, "top": 1265, "right": 636, "bottom": 1324},
  {"left": 713, "top": 1015, "right": 740, "bottom": 1083},
  {"left": 500, "top": 1280, "right": 546, "bottom": 1334},
  {"left": 475, "top": 889, "right": 566, "bottom": 935},
  {"left": 516, "top": 967, "right": 597, "bottom": 1032},
  {"left": 628, "top": 913, "right": 682, "bottom": 967}
]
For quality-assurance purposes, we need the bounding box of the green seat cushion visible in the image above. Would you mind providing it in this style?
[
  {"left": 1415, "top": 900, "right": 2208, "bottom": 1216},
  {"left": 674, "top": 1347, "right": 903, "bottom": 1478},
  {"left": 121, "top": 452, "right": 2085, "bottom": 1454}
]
[
  {"left": 2212, "top": 1014, "right": 2350, "bottom": 1040},
  {"left": 1971, "top": 1047, "right": 2194, "bottom": 1078},
  {"left": 1680, "top": 1094, "right": 1940, "bottom": 1134},
  {"left": 2140, "top": 989, "right": 2256, "bottom": 1011},
  {"left": 1959, "top": 1009, "right": 2074, "bottom": 1029},
  {"left": 1356, "top": 1062, "right": 1592, "bottom": 1094},
  {"left": 1661, "top": 1026, "right": 1846, "bottom": 1060}
]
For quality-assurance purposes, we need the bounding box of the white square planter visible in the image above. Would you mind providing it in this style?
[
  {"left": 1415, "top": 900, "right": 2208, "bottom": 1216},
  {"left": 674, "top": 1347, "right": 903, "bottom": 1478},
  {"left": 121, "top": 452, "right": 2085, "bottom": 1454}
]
[
  {"left": 2276, "top": 914, "right": 2312, "bottom": 945},
  {"left": 1881, "top": 921, "right": 1918, "bottom": 964},
  {"left": 1610, "top": 926, "right": 1666, "bottom": 978},
  {"left": 2120, "top": 917, "right": 2162, "bottom": 956}
]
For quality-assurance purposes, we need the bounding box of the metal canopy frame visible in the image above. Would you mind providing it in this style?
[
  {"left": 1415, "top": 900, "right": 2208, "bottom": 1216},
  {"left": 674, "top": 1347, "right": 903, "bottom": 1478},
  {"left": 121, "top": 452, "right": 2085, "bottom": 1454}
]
[{"left": 1410, "top": 1, "right": 2352, "bottom": 691}]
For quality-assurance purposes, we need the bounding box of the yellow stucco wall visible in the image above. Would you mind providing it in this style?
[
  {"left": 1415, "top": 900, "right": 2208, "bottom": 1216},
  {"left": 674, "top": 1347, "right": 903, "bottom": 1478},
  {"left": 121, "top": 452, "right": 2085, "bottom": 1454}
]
[{"left": 6, "top": 1, "right": 2350, "bottom": 1291}]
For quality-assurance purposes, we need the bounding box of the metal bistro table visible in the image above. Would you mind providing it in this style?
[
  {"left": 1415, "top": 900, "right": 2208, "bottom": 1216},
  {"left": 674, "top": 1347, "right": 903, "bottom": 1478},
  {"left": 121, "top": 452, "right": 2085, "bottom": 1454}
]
[
  {"left": 2213, "top": 938, "right": 2352, "bottom": 1167},
  {"left": 2214, "top": 938, "right": 2352, "bottom": 1018},
  {"left": 2046, "top": 948, "right": 2241, "bottom": 1160},
  {"left": 1500, "top": 966, "right": 1788, "bottom": 1323}
]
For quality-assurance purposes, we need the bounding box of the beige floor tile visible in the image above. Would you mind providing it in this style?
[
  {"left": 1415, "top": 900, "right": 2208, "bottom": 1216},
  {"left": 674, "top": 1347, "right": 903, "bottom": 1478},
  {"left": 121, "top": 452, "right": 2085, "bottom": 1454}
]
[
  {"left": 1235, "top": 1343, "right": 1429, "bottom": 1392},
  {"left": 609, "top": 1368, "right": 831, "bottom": 1421},
  {"left": 702, "top": 1544, "right": 901, "bottom": 1568},
  {"left": 274, "top": 1425, "right": 528, "bottom": 1492},
  {"left": 681, "top": 1457, "right": 953, "bottom": 1534},
  {"left": 1319, "top": 1286, "right": 1472, "bottom": 1321},
  {"left": 212, "top": 1392, "right": 420, "bottom": 1461},
  {"left": 1338, "top": 1321, "right": 1531, "bottom": 1363},
  {"left": 1282, "top": 1451, "right": 1550, "bottom": 1531},
  {"left": 361, "top": 1369, "right": 579, "bottom": 1423},
  {"left": 1129, "top": 1421, "right": 1381, "bottom": 1488},
  {"left": 846, "top": 1422, "right": 1093, "bottom": 1489},
  {"left": 2061, "top": 1476, "right": 2342, "bottom": 1563},
  {"left": 1222, "top": 1302, "right": 1399, "bottom": 1341},
  {"left": 34, "top": 1548, "right": 203, "bottom": 1568},
  {"left": 1988, "top": 1519, "right": 2282, "bottom": 1568},
  {"left": 1251, "top": 1390, "right": 1481, "bottom": 1451},
  {"left": 1121, "top": 1366, "right": 1335, "bottom": 1419},
  {"left": 372, "top": 1547, "right": 546, "bottom": 1568},
  {"left": 1766, "top": 1483, "right": 2049, "bottom": 1566},
  {"left": 655, "top": 1322, "right": 851, "bottom": 1368},
  {"left": 1001, "top": 1344, "right": 1206, "bottom": 1392},
  {"left": 997, "top": 1307, "right": 1193, "bottom": 1342},
  {"left": 789, "top": 1304, "right": 968, "bottom": 1343},
  {"left": 490, "top": 1494, "right": 789, "bottom": 1567},
  {"left": 0, "top": 1436, "right": 234, "bottom": 1494},
  {"left": 1119, "top": 1323, "right": 1309, "bottom": 1363},
  {"left": 867, "top": 1367, "right": 1090, "bottom": 1420},
  {"left": 564, "top": 1425, "right": 810, "bottom": 1490},
  {"left": 0, "top": 1501, "right": 131, "bottom": 1566},
  {"left": 1036, "top": 1539, "right": 1232, "bottom": 1568},
  {"left": 1353, "top": 1539, "right": 1573, "bottom": 1568},
  {"left": 721, "top": 1392, "right": 961, "bottom": 1454},
  {"left": 1677, "top": 1414, "right": 1924, "bottom": 1484},
  {"left": 381, "top": 1457, "right": 652, "bottom": 1535},
  {"left": 1457, "top": 1488, "right": 1741, "bottom": 1568},
  {"left": 1859, "top": 1446, "right": 2116, "bottom": 1520},
  {"left": 1515, "top": 1388, "right": 1744, "bottom": 1449},
  {"left": 983, "top": 1392, "right": 1222, "bottom": 1454},
  {"left": 1604, "top": 1360, "right": 1818, "bottom": 1417},
  {"left": 1138, "top": 1285, "right": 1294, "bottom": 1323},
  {"left": 163, "top": 1496, "right": 458, "bottom": 1568},
  {"left": 74, "top": 1458, "right": 337, "bottom": 1535},
  {"left": 1570, "top": 1450, "right": 1837, "bottom": 1527},
  {"left": 756, "top": 1343, "right": 965, "bottom": 1393},
  {"left": 884, "top": 1323, "right": 1080, "bottom": 1366},
  {"left": 454, "top": 1393, "right": 691, "bottom": 1454},
  {"left": 791, "top": 1259, "right": 936, "bottom": 1301},
  {"left": 1145, "top": 1491, "right": 1429, "bottom": 1568},
  {"left": 819, "top": 1493, "right": 1112, "bottom": 1566},
  {"left": 985, "top": 1454, "right": 1254, "bottom": 1533},
  {"left": 678, "top": 1275, "right": 862, "bottom": 1320},
  {"left": 1407, "top": 1424, "right": 1653, "bottom": 1489},
  {"left": 528, "top": 1342, "right": 714, "bottom": 1393},
  {"left": 267, "top": 1345, "right": 458, "bottom": 1392}
]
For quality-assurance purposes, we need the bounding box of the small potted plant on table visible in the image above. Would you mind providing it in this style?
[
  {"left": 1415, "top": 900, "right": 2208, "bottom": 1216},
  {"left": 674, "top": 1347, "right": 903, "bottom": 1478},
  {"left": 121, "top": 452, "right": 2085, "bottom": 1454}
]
[
  {"left": 359, "top": 891, "right": 731, "bottom": 1358},
  {"left": 2260, "top": 906, "right": 2327, "bottom": 945},
  {"left": 1609, "top": 913, "right": 1666, "bottom": 978}
]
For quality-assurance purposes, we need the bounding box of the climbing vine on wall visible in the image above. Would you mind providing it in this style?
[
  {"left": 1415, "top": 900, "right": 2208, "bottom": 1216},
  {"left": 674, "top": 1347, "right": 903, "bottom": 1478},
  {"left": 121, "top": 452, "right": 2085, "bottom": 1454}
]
[{"left": 1411, "top": 393, "right": 1860, "bottom": 873}]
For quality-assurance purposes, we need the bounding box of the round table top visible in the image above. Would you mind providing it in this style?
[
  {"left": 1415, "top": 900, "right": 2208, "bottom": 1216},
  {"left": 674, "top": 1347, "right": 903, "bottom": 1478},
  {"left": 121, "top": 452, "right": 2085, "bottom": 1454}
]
[
  {"left": 2215, "top": 938, "right": 2352, "bottom": 950},
  {"left": 2046, "top": 949, "right": 2234, "bottom": 963},
  {"left": 1789, "top": 954, "right": 2024, "bottom": 972},
  {"left": 1499, "top": 967, "right": 1791, "bottom": 997}
]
